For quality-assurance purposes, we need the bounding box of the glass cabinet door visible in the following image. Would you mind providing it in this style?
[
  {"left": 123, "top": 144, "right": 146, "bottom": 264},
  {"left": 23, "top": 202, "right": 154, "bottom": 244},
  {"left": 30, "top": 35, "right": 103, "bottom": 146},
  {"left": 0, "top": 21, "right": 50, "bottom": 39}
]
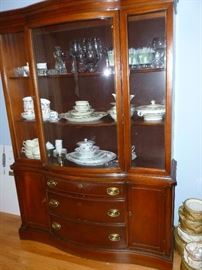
[
  {"left": 127, "top": 12, "right": 167, "bottom": 170},
  {"left": 31, "top": 16, "right": 120, "bottom": 169},
  {"left": 0, "top": 32, "right": 41, "bottom": 160}
]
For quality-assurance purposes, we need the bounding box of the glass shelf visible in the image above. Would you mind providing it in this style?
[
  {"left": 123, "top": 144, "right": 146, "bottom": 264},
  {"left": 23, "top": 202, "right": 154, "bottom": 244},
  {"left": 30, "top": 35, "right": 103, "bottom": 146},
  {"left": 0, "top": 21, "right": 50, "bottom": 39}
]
[
  {"left": 46, "top": 118, "right": 116, "bottom": 127},
  {"left": 38, "top": 71, "right": 114, "bottom": 78},
  {"left": 132, "top": 118, "right": 164, "bottom": 126},
  {"left": 130, "top": 67, "right": 165, "bottom": 73},
  {"left": 8, "top": 76, "right": 30, "bottom": 80},
  {"left": 132, "top": 157, "right": 165, "bottom": 170}
]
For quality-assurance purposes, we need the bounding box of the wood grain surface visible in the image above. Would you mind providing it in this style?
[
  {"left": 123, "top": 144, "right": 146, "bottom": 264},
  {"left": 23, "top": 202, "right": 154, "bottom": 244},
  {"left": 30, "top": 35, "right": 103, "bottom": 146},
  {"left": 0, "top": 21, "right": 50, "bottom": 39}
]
[{"left": 0, "top": 212, "right": 181, "bottom": 270}]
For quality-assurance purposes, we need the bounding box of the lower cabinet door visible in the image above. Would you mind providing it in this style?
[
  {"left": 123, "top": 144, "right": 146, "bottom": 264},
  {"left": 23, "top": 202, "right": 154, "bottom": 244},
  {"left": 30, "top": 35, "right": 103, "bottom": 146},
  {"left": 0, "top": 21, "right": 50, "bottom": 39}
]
[
  {"left": 128, "top": 183, "right": 174, "bottom": 255},
  {"left": 15, "top": 170, "right": 49, "bottom": 229},
  {"left": 50, "top": 215, "right": 127, "bottom": 248}
]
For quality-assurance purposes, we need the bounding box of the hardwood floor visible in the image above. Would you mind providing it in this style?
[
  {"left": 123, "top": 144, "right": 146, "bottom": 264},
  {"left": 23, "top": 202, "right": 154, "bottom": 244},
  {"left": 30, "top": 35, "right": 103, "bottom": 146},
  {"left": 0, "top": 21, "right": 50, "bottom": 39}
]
[{"left": 0, "top": 212, "right": 181, "bottom": 270}]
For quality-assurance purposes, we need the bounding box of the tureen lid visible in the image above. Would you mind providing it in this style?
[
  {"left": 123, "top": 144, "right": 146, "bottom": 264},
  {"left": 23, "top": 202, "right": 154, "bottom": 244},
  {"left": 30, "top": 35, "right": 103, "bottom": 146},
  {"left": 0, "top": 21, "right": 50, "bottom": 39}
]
[
  {"left": 77, "top": 138, "right": 95, "bottom": 146},
  {"left": 136, "top": 100, "right": 165, "bottom": 113}
]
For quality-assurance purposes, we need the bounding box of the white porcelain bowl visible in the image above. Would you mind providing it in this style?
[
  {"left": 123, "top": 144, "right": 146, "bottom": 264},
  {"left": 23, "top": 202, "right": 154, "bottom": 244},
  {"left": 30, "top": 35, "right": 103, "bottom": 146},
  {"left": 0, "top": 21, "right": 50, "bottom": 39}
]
[
  {"left": 136, "top": 100, "right": 165, "bottom": 121},
  {"left": 108, "top": 106, "right": 135, "bottom": 121}
]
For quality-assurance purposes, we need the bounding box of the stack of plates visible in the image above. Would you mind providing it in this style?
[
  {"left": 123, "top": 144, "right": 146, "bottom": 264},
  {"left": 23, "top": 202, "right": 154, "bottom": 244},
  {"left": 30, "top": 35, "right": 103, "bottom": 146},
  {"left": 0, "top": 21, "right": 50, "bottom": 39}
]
[
  {"left": 60, "top": 110, "right": 107, "bottom": 122},
  {"left": 175, "top": 199, "right": 202, "bottom": 255},
  {"left": 174, "top": 198, "right": 202, "bottom": 269},
  {"left": 182, "top": 242, "right": 202, "bottom": 270},
  {"left": 66, "top": 150, "right": 116, "bottom": 166}
]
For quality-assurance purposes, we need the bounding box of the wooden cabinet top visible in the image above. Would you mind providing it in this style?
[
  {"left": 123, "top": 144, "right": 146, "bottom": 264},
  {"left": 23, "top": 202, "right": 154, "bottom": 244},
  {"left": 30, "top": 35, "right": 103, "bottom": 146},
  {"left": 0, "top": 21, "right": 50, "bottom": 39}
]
[{"left": 0, "top": 0, "right": 175, "bottom": 32}]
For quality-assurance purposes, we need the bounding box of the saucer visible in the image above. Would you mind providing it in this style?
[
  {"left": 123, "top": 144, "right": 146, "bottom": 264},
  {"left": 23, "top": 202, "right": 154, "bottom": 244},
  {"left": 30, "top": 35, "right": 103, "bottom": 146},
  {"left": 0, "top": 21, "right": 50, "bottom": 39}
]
[
  {"left": 70, "top": 108, "right": 94, "bottom": 117},
  {"left": 21, "top": 112, "right": 35, "bottom": 120}
]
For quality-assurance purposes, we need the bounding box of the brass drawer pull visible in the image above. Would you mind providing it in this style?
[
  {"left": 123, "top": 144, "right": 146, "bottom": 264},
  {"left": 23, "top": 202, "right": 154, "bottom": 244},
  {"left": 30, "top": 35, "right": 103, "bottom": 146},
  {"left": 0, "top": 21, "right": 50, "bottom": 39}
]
[
  {"left": 51, "top": 222, "right": 61, "bottom": 231},
  {"left": 107, "top": 209, "right": 120, "bottom": 218},
  {"left": 47, "top": 179, "right": 58, "bottom": 188},
  {"left": 108, "top": 233, "right": 121, "bottom": 242},
  {"left": 106, "top": 187, "right": 120, "bottom": 196},
  {"left": 49, "top": 199, "right": 60, "bottom": 208}
]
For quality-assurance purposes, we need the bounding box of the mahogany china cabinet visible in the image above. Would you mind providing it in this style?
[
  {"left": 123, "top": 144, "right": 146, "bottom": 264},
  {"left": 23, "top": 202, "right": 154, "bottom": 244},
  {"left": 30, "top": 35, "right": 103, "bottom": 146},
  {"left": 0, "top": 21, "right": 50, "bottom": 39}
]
[{"left": 0, "top": 1, "right": 177, "bottom": 269}]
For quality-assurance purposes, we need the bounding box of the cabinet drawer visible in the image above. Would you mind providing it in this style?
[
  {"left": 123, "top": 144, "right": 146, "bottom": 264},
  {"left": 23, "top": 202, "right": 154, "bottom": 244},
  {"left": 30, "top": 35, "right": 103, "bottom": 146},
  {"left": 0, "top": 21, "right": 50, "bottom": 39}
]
[
  {"left": 46, "top": 177, "right": 125, "bottom": 198},
  {"left": 50, "top": 215, "right": 127, "bottom": 248},
  {"left": 47, "top": 191, "right": 126, "bottom": 223}
]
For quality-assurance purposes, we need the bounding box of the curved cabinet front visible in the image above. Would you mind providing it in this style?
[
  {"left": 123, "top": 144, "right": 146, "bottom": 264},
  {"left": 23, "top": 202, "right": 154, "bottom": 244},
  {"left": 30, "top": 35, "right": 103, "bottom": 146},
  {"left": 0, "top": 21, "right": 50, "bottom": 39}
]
[{"left": 47, "top": 191, "right": 126, "bottom": 223}]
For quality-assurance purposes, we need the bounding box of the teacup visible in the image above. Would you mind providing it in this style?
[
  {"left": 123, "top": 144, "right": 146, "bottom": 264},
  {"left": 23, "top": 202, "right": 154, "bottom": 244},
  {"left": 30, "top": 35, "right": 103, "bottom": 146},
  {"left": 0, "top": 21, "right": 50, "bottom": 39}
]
[
  {"left": 42, "top": 111, "right": 50, "bottom": 121},
  {"left": 75, "top": 101, "right": 90, "bottom": 112},
  {"left": 21, "top": 147, "right": 32, "bottom": 154},
  {"left": 55, "top": 139, "right": 63, "bottom": 155},
  {"left": 23, "top": 96, "right": 34, "bottom": 112},
  {"left": 23, "top": 138, "right": 38, "bottom": 148},
  {"left": 46, "top": 141, "right": 55, "bottom": 150},
  {"left": 22, "top": 65, "right": 29, "bottom": 76},
  {"left": 40, "top": 98, "right": 50, "bottom": 110},
  {"left": 49, "top": 110, "right": 59, "bottom": 121},
  {"left": 75, "top": 100, "right": 89, "bottom": 106},
  {"left": 32, "top": 147, "right": 40, "bottom": 156},
  {"left": 37, "top": 62, "right": 47, "bottom": 76}
]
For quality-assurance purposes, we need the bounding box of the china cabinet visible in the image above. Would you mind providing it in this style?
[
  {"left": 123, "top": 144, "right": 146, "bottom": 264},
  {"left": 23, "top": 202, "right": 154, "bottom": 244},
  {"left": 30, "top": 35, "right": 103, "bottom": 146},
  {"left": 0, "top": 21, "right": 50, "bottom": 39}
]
[{"left": 0, "top": 1, "right": 177, "bottom": 269}]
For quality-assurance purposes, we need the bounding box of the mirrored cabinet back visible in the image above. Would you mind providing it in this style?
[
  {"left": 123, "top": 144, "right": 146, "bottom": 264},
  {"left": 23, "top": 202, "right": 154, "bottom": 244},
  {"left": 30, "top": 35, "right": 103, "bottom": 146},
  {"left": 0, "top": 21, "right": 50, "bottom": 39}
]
[{"left": 0, "top": 1, "right": 177, "bottom": 269}]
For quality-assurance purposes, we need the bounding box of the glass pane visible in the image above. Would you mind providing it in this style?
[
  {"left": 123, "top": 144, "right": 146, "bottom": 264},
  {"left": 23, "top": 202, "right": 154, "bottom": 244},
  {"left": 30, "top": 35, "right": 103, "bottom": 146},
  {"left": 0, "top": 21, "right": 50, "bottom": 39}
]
[
  {"left": 1, "top": 32, "right": 41, "bottom": 160},
  {"left": 128, "top": 12, "right": 166, "bottom": 169},
  {"left": 32, "top": 18, "right": 118, "bottom": 168}
]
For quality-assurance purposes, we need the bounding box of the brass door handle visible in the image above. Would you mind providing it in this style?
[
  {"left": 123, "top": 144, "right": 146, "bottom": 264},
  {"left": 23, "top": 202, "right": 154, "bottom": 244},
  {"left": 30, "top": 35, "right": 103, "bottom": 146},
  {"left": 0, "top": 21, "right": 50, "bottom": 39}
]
[
  {"left": 108, "top": 233, "right": 121, "bottom": 242},
  {"left": 51, "top": 222, "right": 61, "bottom": 231},
  {"left": 107, "top": 209, "right": 120, "bottom": 218},
  {"left": 47, "top": 179, "right": 58, "bottom": 188},
  {"left": 106, "top": 187, "right": 120, "bottom": 196},
  {"left": 49, "top": 199, "right": 60, "bottom": 208}
]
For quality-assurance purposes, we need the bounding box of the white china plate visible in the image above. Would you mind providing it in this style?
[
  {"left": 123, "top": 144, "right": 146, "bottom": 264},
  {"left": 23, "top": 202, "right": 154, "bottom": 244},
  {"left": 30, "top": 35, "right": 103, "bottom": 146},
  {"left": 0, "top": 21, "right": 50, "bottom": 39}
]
[
  {"left": 60, "top": 112, "right": 107, "bottom": 123},
  {"left": 177, "top": 226, "right": 202, "bottom": 243},
  {"left": 70, "top": 109, "right": 94, "bottom": 117},
  {"left": 184, "top": 198, "right": 202, "bottom": 213},
  {"left": 72, "top": 149, "right": 104, "bottom": 160},
  {"left": 66, "top": 150, "right": 116, "bottom": 166}
]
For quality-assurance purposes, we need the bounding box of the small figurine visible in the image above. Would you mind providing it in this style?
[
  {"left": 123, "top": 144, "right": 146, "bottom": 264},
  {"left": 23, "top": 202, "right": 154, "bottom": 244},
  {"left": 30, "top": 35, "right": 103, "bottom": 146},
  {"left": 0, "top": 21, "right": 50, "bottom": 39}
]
[{"left": 53, "top": 46, "right": 67, "bottom": 74}]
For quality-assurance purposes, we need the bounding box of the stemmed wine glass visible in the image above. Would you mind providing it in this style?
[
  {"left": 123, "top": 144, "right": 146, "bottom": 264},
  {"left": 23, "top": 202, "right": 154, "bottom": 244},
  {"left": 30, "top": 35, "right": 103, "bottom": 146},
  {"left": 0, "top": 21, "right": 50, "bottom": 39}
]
[
  {"left": 152, "top": 37, "right": 166, "bottom": 68},
  {"left": 69, "top": 37, "right": 105, "bottom": 72}
]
